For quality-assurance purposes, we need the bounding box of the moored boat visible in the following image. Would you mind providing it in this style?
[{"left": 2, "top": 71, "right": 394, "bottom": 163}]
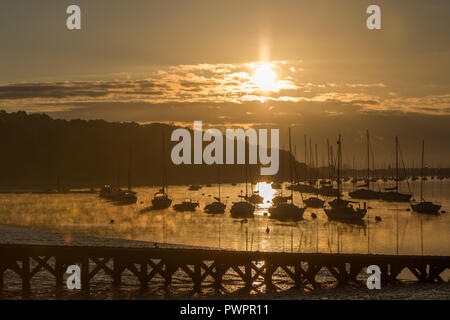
[
  {"left": 173, "top": 199, "right": 199, "bottom": 212},
  {"left": 410, "top": 140, "right": 441, "bottom": 214}
]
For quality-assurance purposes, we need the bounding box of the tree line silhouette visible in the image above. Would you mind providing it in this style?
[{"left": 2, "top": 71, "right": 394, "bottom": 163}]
[{"left": 0, "top": 110, "right": 305, "bottom": 190}]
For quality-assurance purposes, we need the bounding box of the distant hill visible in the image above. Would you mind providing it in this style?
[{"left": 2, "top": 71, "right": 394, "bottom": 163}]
[{"left": 0, "top": 110, "right": 307, "bottom": 189}]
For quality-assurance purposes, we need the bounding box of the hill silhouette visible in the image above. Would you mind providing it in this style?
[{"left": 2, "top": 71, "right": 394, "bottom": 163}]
[{"left": 0, "top": 110, "right": 307, "bottom": 190}]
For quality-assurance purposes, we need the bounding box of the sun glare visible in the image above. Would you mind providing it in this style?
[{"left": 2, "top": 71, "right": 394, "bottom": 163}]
[{"left": 252, "top": 64, "right": 278, "bottom": 92}]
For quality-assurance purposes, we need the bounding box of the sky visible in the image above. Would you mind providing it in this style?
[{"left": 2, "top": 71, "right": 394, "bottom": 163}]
[{"left": 0, "top": 0, "right": 449, "bottom": 166}]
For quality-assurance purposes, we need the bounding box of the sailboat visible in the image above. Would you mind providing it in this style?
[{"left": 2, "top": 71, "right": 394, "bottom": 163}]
[
  {"left": 349, "top": 130, "right": 381, "bottom": 200},
  {"left": 381, "top": 136, "right": 412, "bottom": 202},
  {"left": 287, "top": 135, "right": 318, "bottom": 194},
  {"left": 115, "top": 149, "right": 138, "bottom": 205},
  {"left": 411, "top": 140, "right": 441, "bottom": 214},
  {"left": 318, "top": 140, "right": 341, "bottom": 197},
  {"left": 151, "top": 132, "right": 172, "bottom": 210},
  {"left": 101, "top": 149, "right": 137, "bottom": 205},
  {"left": 205, "top": 168, "right": 226, "bottom": 214},
  {"left": 325, "top": 135, "right": 367, "bottom": 222},
  {"left": 245, "top": 168, "right": 264, "bottom": 204},
  {"left": 230, "top": 139, "right": 255, "bottom": 218},
  {"left": 269, "top": 128, "right": 305, "bottom": 221},
  {"left": 304, "top": 143, "right": 325, "bottom": 208}
]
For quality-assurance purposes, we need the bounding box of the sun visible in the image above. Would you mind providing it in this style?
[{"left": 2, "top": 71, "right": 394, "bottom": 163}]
[{"left": 252, "top": 63, "right": 278, "bottom": 92}]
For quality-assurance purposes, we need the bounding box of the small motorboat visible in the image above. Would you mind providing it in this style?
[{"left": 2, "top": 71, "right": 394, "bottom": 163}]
[{"left": 173, "top": 199, "right": 199, "bottom": 212}]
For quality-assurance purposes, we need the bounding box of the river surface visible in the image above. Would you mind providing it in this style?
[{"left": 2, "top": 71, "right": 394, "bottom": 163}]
[{"left": 0, "top": 179, "right": 448, "bottom": 256}]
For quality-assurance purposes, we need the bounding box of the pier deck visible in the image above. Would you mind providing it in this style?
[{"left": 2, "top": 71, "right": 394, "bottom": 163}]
[{"left": 0, "top": 243, "right": 448, "bottom": 296}]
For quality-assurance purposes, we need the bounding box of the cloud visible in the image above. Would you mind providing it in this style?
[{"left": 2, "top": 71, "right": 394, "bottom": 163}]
[{"left": 0, "top": 60, "right": 448, "bottom": 119}]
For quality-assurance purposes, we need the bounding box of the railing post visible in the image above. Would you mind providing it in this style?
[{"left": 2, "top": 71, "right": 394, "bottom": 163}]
[
  {"left": 0, "top": 266, "right": 4, "bottom": 289},
  {"left": 21, "top": 256, "right": 31, "bottom": 297},
  {"left": 55, "top": 257, "right": 64, "bottom": 288},
  {"left": 244, "top": 263, "right": 252, "bottom": 291},
  {"left": 113, "top": 257, "right": 122, "bottom": 286},
  {"left": 140, "top": 261, "right": 148, "bottom": 291},
  {"left": 193, "top": 263, "right": 201, "bottom": 293},
  {"left": 264, "top": 260, "right": 274, "bottom": 292},
  {"left": 214, "top": 261, "right": 224, "bottom": 290},
  {"left": 81, "top": 257, "right": 90, "bottom": 292}
]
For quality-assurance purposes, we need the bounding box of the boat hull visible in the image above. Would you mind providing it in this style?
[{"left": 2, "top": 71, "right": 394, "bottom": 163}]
[
  {"left": 381, "top": 191, "right": 412, "bottom": 202},
  {"left": 205, "top": 202, "right": 226, "bottom": 214},
  {"left": 230, "top": 201, "right": 255, "bottom": 218},
  {"left": 152, "top": 197, "right": 172, "bottom": 210},
  {"left": 411, "top": 202, "right": 441, "bottom": 214},
  {"left": 303, "top": 197, "right": 325, "bottom": 208},
  {"left": 269, "top": 203, "right": 305, "bottom": 221},
  {"left": 349, "top": 189, "right": 381, "bottom": 200}
]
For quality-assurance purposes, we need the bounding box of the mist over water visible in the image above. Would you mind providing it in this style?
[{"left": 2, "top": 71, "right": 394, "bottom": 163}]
[{"left": 0, "top": 179, "right": 448, "bottom": 256}]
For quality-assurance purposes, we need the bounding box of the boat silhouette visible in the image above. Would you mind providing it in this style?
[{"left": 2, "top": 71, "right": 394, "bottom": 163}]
[{"left": 411, "top": 140, "right": 441, "bottom": 214}]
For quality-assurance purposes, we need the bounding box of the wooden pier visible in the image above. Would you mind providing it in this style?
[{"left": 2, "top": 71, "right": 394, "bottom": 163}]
[{"left": 0, "top": 243, "right": 449, "bottom": 296}]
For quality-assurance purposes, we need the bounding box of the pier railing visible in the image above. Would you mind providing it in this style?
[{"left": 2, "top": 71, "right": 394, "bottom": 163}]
[{"left": 0, "top": 243, "right": 448, "bottom": 296}]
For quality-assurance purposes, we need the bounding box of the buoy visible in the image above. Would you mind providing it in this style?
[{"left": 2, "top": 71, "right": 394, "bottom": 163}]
[
  {"left": 375, "top": 216, "right": 382, "bottom": 222},
  {"left": 266, "top": 226, "right": 270, "bottom": 234}
]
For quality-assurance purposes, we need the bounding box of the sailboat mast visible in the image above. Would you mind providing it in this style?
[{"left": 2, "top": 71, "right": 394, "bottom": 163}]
[
  {"left": 330, "top": 145, "right": 334, "bottom": 185},
  {"left": 309, "top": 137, "right": 312, "bottom": 180},
  {"left": 420, "top": 140, "right": 425, "bottom": 202},
  {"left": 218, "top": 166, "right": 221, "bottom": 201},
  {"left": 128, "top": 148, "right": 132, "bottom": 191},
  {"left": 396, "top": 136, "right": 399, "bottom": 192},
  {"left": 315, "top": 144, "right": 318, "bottom": 181},
  {"left": 337, "top": 134, "right": 342, "bottom": 195},
  {"left": 289, "top": 128, "right": 293, "bottom": 198},
  {"left": 245, "top": 146, "right": 248, "bottom": 198},
  {"left": 353, "top": 154, "right": 355, "bottom": 182},
  {"left": 161, "top": 131, "right": 167, "bottom": 194},
  {"left": 304, "top": 134, "right": 307, "bottom": 182},
  {"left": 367, "top": 130, "right": 370, "bottom": 190},
  {"left": 327, "top": 139, "right": 331, "bottom": 181}
]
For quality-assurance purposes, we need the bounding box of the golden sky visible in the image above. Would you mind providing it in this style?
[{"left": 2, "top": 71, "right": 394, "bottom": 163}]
[{"left": 0, "top": 0, "right": 449, "bottom": 164}]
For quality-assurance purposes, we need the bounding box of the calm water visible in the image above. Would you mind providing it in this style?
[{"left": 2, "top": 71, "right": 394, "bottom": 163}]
[{"left": 0, "top": 179, "right": 449, "bottom": 256}]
